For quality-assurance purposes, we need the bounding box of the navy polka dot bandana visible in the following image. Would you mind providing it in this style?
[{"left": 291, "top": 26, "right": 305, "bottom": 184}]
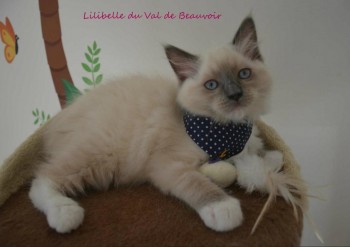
[{"left": 183, "top": 112, "right": 253, "bottom": 163}]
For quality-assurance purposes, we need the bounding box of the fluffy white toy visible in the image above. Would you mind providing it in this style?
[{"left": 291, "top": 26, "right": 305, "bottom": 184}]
[{"left": 199, "top": 161, "right": 237, "bottom": 188}]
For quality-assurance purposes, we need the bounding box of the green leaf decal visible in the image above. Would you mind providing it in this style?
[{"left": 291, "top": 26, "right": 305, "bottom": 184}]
[
  {"left": 93, "top": 63, "right": 100, "bottom": 72},
  {"left": 32, "top": 108, "right": 51, "bottom": 127},
  {"left": 93, "top": 48, "right": 101, "bottom": 56},
  {"left": 95, "top": 74, "right": 103, "bottom": 84},
  {"left": 88, "top": 46, "right": 93, "bottom": 55},
  {"left": 82, "top": 41, "right": 103, "bottom": 89},
  {"left": 85, "top": 53, "right": 93, "bottom": 63},
  {"left": 82, "top": 76, "right": 93, "bottom": 85},
  {"left": 62, "top": 79, "right": 82, "bottom": 105},
  {"left": 82, "top": 63, "right": 92, "bottom": 72}
]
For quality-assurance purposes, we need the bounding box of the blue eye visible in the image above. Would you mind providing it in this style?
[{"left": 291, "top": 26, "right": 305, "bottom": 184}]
[
  {"left": 238, "top": 68, "right": 252, "bottom": 79},
  {"left": 204, "top": 80, "right": 218, "bottom": 90}
]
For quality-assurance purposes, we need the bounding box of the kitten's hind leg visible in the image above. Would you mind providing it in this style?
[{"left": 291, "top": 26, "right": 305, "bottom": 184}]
[
  {"left": 233, "top": 150, "right": 283, "bottom": 193},
  {"left": 29, "top": 176, "right": 84, "bottom": 233},
  {"left": 148, "top": 162, "right": 243, "bottom": 232},
  {"left": 233, "top": 127, "right": 284, "bottom": 193}
]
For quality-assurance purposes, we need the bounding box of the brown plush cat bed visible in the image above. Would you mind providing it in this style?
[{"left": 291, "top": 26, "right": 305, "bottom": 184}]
[{"left": 0, "top": 121, "right": 306, "bottom": 247}]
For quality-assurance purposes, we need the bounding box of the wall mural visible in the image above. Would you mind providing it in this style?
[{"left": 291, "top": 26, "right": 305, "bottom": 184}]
[
  {"left": 81, "top": 41, "right": 103, "bottom": 91},
  {"left": 20, "top": 0, "right": 104, "bottom": 126},
  {"left": 0, "top": 17, "right": 19, "bottom": 64}
]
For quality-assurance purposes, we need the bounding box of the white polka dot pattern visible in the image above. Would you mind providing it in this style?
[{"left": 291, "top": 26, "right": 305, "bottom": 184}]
[{"left": 183, "top": 112, "right": 253, "bottom": 163}]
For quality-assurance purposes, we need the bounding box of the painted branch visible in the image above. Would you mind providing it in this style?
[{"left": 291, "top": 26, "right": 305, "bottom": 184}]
[{"left": 39, "top": 0, "right": 74, "bottom": 108}]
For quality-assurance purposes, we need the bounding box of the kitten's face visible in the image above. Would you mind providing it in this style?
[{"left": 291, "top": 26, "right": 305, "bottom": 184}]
[
  {"left": 165, "top": 17, "right": 272, "bottom": 123},
  {"left": 177, "top": 45, "right": 272, "bottom": 123}
]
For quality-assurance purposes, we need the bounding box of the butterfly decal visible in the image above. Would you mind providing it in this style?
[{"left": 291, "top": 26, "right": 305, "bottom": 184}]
[{"left": 0, "top": 17, "right": 19, "bottom": 63}]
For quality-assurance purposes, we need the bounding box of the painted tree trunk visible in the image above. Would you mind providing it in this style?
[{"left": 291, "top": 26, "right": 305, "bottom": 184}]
[{"left": 39, "top": 0, "right": 74, "bottom": 108}]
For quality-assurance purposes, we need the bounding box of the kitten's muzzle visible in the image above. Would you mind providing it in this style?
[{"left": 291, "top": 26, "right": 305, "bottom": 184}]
[{"left": 225, "top": 82, "right": 243, "bottom": 101}]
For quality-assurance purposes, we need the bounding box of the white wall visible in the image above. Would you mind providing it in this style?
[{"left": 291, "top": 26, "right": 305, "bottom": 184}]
[{"left": 1, "top": 1, "right": 349, "bottom": 246}]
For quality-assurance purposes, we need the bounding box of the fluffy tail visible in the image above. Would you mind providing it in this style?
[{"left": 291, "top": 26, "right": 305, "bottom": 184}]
[
  {"left": 253, "top": 120, "right": 324, "bottom": 243},
  {"left": 0, "top": 125, "right": 46, "bottom": 206},
  {"left": 250, "top": 170, "right": 308, "bottom": 234}
]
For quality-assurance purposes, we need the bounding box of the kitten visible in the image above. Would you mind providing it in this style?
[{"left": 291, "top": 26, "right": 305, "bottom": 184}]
[{"left": 26, "top": 17, "right": 283, "bottom": 233}]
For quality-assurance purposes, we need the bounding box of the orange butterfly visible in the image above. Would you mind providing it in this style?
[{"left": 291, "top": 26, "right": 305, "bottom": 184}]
[{"left": 0, "top": 17, "right": 19, "bottom": 63}]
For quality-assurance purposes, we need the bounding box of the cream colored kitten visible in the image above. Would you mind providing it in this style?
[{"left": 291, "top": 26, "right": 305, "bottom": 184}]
[{"left": 28, "top": 17, "right": 283, "bottom": 233}]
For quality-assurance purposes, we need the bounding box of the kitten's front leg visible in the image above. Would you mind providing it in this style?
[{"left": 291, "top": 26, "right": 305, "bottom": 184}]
[{"left": 148, "top": 162, "right": 243, "bottom": 232}]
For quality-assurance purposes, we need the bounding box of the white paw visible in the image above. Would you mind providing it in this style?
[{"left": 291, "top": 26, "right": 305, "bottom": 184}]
[
  {"left": 47, "top": 201, "right": 85, "bottom": 233},
  {"left": 198, "top": 197, "right": 243, "bottom": 232},
  {"left": 264, "top": 150, "right": 283, "bottom": 171}
]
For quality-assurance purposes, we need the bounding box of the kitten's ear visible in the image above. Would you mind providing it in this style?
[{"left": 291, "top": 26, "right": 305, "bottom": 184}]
[
  {"left": 165, "top": 45, "right": 200, "bottom": 83},
  {"left": 233, "top": 17, "right": 263, "bottom": 61}
]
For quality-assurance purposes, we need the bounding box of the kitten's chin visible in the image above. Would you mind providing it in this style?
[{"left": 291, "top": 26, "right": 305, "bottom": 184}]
[
  {"left": 214, "top": 105, "right": 263, "bottom": 123},
  {"left": 218, "top": 97, "right": 270, "bottom": 123},
  {"left": 213, "top": 107, "right": 247, "bottom": 124},
  {"left": 229, "top": 109, "right": 247, "bottom": 122}
]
